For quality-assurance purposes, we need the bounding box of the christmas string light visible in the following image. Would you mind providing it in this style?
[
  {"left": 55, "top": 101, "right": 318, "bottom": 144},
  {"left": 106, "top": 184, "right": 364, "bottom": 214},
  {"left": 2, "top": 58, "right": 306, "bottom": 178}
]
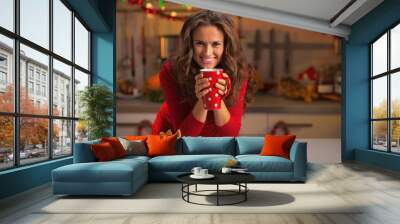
[{"left": 120, "top": 0, "right": 191, "bottom": 21}]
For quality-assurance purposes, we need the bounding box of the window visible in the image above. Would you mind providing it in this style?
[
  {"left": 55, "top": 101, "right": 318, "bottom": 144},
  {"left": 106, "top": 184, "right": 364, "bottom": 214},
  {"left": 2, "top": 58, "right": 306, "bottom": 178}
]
[
  {"left": 28, "top": 67, "right": 34, "bottom": 80},
  {"left": 0, "top": 71, "right": 6, "bottom": 84},
  {"left": 41, "top": 73, "right": 46, "bottom": 83},
  {"left": 20, "top": 0, "right": 49, "bottom": 49},
  {"left": 53, "top": 0, "right": 72, "bottom": 60},
  {"left": 0, "top": 34, "right": 14, "bottom": 113},
  {"left": 75, "top": 17, "right": 89, "bottom": 70},
  {"left": 0, "top": 0, "right": 14, "bottom": 32},
  {"left": 0, "top": 55, "right": 7, "bottom": 67},
  {"left": 0, "top": 54, "right": 7, "bottom": 87},
  {"left": 36, "top": 83, "right": 40, "bottom": 95},
  {"left": 28, "top": 81, "right": 34, "bottom": 94},
  {"left": 42, "top": 85, "right": 46, "bottom": 97},
  {"left": 74, "top": 68, "right": 89, "bottom": 119},
  {"left": 53, "top": 119, "right": 72, "bottom": 158},
  {"left": 53, "top": 59, "right": 72, "bottom": 117},
  {"left": 0, "top": 115, "right": 13, "bottom": 170},
  {"left": 35, "top": 70, "right": 41, "bottom": 81},
  {"left": 0, "top": 0, "right": 91, "bottom": 170},
  {"left": 54, "top": 89, "right": 58, "bottom": 99},
  {"left": 371, "top": 23, "right": 400, "bottom": 154}
]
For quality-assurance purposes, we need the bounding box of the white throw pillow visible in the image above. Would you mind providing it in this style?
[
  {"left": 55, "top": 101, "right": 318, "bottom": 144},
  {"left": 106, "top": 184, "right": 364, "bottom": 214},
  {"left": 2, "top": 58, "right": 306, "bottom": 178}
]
[{"left": 118, "top": 137, "right": 147, "bottom": 156}]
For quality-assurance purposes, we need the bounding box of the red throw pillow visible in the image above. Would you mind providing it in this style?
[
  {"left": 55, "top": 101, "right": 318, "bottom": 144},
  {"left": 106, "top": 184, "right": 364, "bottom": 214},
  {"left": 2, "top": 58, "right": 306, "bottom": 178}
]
[
  {"left": 146, "top": 132, "right": 179, "bottom": 157},
  {"left": 260, "top": 135, "right": 296, "bottom": 159},
  {"left": 101, "top": 137, "right": 127, "bottom": 158},
  {"left": 91, "top": 142, "right": 117, "bottom": 161}
]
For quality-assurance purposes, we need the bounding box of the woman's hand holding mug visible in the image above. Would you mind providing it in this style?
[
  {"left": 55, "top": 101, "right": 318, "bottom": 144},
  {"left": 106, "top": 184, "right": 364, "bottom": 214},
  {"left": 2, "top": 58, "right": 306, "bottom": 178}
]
[{"left": 194, "top": 73, "right": 210, "bottom": 100}]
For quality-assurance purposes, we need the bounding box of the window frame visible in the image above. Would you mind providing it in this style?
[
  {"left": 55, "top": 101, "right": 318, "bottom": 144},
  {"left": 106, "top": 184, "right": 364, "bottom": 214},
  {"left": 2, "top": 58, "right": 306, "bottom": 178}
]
[
  {"left": 0, "top": 0, "right": 92, "bottom": 171},
  {"left": 370, "top": 20, "right": 400, "bottom": 154}
]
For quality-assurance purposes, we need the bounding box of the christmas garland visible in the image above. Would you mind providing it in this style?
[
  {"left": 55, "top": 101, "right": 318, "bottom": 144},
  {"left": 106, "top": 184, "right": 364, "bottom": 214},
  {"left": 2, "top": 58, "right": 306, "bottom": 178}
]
[{"left": 120, "top": 0, "right": 191, "bottom": 21}]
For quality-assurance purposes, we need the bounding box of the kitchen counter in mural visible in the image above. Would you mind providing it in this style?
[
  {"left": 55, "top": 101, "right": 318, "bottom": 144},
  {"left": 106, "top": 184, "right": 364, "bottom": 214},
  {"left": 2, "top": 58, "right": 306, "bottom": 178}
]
[
  {"left": 117, "top": 94, "right": 341, "bottom": 138},
  {"left": 117, "top": 94, "right": 340, "bottom": 114}
]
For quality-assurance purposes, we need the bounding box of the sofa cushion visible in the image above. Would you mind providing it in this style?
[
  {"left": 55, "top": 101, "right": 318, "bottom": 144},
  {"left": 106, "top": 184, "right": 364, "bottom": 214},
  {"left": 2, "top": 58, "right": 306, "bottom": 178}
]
[
  {"left": 236, "top": 155, "right": 293, "bottom": 172},
  {"left": 52, "top": 159, "right": 147, "bottom": 183},
  {"left": 180, "top": 137, "right": 235, "bottom": 155},
  {"left": 235, "top": 137, "right": 263, "bottom": 155},
  {"left": 115, "top": 155, "right": 150, "bottom": 163},
  {"left": 148, "top": 154, "right": 235, "bottom": 172}
]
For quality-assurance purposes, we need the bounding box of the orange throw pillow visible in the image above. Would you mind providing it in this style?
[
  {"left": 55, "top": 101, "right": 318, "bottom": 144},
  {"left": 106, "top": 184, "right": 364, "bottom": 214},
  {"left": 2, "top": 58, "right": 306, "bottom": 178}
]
[
  {"left": 260, "top": 135, "right": 296, "bottom": 159},
  {"left": 146, "top": 132, "right": 179, "bottom": 157},
  {"left": 124, "top": 135, "right": 147, "bottom": 141},
  {"left": 91, "top": 142, "right": 117, "bottom": 161},
  {"left": 101, "top": 137, "right": 127, "bottom": 158}
]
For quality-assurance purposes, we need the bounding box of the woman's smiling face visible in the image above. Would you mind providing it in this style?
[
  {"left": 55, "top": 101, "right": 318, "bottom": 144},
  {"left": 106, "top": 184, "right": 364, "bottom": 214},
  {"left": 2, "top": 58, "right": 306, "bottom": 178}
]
[{"left": 192, "top": 25, "right": 224, "bottom": 69}]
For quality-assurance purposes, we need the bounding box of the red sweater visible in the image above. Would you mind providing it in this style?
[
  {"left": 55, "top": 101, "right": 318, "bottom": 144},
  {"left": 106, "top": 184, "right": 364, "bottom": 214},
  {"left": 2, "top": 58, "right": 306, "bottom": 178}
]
[{"left": 151, "top": 62, "right": 248, "bottom": 137}]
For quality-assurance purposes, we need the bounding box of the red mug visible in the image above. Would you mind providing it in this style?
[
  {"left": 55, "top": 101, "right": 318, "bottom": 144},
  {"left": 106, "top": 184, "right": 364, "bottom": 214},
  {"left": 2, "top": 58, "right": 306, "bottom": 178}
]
[{"left": 200, "top": 68, "right": 231, "bottom": 110}]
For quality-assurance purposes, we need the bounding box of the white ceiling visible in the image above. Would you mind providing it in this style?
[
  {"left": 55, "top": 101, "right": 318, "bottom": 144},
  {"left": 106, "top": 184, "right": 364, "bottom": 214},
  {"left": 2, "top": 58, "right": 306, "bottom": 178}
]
[
  {"left": 227, "top": 0, "right": 352, "bottom": 22},
  {"left": 167, "top": 0, "right": 384, "bottom": 38}
]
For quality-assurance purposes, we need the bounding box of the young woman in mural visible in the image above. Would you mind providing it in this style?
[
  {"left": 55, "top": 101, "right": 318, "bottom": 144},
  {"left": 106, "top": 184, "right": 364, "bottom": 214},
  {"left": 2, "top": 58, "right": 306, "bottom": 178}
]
[{"left": 151, "top": 10, "right": 256, "bottom": 136}]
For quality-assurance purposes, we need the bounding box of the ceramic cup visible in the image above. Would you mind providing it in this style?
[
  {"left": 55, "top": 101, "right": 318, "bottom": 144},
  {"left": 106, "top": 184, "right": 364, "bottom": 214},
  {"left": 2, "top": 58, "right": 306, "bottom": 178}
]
[
  {"left": 199, "top": 168, "right": 209, "bottom": 176},
  {"left": 191, "top": 167, "right": 202, "bottom": 176},
  {"left": 200, "top": 68, "right": 230, "bottom": 110},
  {"left": 221, "top": 167, "right": 232, "bottom": 174}
]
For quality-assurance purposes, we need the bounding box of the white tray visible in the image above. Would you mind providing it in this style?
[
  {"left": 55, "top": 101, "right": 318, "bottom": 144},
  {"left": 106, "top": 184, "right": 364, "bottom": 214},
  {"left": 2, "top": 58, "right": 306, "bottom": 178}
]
[{"left": 190, "top": 174, "right": 215, "bottom": 179}]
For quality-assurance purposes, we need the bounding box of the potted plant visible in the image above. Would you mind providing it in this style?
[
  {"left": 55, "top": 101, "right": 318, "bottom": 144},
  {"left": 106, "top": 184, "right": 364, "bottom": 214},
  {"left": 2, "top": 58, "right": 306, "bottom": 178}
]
[{"left": 79, "top": 84, "right": 113, "bottom": 140}]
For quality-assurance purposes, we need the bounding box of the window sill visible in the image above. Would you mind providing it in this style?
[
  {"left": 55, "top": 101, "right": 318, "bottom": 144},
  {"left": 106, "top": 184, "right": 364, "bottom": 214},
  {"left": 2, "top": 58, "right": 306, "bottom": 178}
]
[{"left": 0, "top": 156, "right": 72, "bottom": 175}]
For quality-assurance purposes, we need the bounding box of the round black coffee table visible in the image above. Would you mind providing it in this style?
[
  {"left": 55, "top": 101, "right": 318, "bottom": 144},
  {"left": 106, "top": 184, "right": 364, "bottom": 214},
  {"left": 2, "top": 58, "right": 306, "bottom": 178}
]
[{"left": 177, "top": 173, "right": 255, "bottom": 206}]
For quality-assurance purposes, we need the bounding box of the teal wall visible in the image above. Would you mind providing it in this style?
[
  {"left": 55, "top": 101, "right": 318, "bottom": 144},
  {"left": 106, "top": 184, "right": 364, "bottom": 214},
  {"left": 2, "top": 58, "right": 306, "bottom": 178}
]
[
  {"left": 0, "top": 0, "right": 115, "bottom": 200},
  {"left": 355, "top": 149, "right": 400, "bottom": 172},
  {"left": 92, "top": 0, "right": 116, "bottom": 136},
  {"left": 343, "top": 0, "right": 400, "bottom": 171},
  {"left": 0, "top": 158, "right": 72, "bottom": 199}
]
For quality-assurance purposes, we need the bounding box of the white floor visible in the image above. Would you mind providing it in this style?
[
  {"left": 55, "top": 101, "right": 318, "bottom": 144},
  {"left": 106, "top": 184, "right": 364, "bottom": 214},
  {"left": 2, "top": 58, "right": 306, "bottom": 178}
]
[{"left": 1, "top": 162, "right": 400, "bottom": 224}]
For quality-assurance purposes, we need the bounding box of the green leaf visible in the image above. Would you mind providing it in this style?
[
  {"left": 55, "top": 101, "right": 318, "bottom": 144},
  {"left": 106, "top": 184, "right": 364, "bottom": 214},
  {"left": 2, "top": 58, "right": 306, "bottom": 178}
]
[{"left": 79, "top": 84, "right": 113, "bottom": 140}]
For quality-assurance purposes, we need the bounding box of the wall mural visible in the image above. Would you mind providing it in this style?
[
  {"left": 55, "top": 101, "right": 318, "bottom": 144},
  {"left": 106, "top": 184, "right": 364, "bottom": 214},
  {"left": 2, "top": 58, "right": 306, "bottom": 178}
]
[{"left": 116, "top": 0, "right": 341, "bottom": 138}]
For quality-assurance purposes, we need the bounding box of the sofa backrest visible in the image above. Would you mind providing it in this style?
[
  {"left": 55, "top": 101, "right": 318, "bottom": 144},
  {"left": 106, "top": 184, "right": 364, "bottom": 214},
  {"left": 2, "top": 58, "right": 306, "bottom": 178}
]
[
  {"left": 235, "top": 136, "right": 263, "bottom": 155},
  {"left": 73, "top": 139, "right": 100, "bottom": 163},
  {"left": 178, "top": 137, "right": 236, "bottom": 155}
]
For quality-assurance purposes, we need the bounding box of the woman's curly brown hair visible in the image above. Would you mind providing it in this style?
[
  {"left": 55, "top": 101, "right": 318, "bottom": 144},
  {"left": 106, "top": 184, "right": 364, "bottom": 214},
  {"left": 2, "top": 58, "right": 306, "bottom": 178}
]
[{"left": 171, "top": 10, "right": 257, "bottom": 107}]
